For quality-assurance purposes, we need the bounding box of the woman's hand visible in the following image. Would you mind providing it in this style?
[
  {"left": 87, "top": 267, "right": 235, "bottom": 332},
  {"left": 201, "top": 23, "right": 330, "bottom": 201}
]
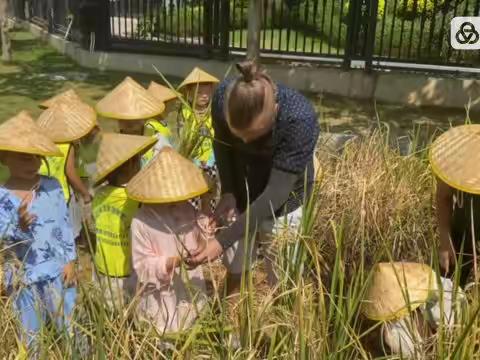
[
  {"left": 63, "top": 261, "right": 76, "bottom": 287},
  {"left": 213, "top": 193, "right": 237, "bottom": 225},
  {"left": 185, "top": 238, "right": 223, "bottom": 269},
  {"left": 18, "top": 193, "right": 37, "bottom": 232}
]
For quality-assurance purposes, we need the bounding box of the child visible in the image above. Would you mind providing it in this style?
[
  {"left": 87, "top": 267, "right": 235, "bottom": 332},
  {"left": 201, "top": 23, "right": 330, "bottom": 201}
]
[
  {"left": 37, "top": 99, "right": 98, "bottom": 239},
  {"left": 146, "top": 81, "right": 178, "bottom": 139},
  {"left": 144, "top": 81, "right": 179, "bottom": 162},
  {"left": 96, "top": 77, "right": 167, "bottom": 166},
  {"left": 92, "top": 133, "right": 157, "bottom": 307},
  {"left": 127, "top": 147, "right": 212, "bottom": 332},
  {"left": 178, "top": 67, "right": 219, "bottom": 167},
  {"left": 178, "top": 68, "right": 220, "bottom": 214},
  {"left": 96, "top": 76, "right": 165, "bottom": 137},
  {"left": 0, "top": 111, "right": 77, "bottom": 351},
  {"left": 430, "top": 124, "right": 480, "bottom": 286}
]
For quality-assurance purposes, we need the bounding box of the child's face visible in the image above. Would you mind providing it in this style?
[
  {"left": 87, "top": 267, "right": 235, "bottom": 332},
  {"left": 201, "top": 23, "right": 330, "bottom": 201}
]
[
  {"left": 188, "top": 84, "right": 214, "bottom": 109},
  {"left": 118, "top": 120, "right": 145, "bottom": 135},
  {"left": 0, "top": 152, "right": 41, "bottom": 180}
]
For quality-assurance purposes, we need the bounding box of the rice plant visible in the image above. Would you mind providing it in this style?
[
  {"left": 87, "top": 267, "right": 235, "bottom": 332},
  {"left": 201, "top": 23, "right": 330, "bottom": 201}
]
[{"left": 3, "top": 122, "right": 480, "bottom": 358}]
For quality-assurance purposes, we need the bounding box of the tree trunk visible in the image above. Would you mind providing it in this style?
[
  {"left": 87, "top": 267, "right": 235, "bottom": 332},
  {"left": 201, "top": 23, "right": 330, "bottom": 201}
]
[
  {"left": 246, "top": 0, "right": 262, "bottom": 63},
  {"left": 0, "top": 0, "right": 13, "bottom": 62}
]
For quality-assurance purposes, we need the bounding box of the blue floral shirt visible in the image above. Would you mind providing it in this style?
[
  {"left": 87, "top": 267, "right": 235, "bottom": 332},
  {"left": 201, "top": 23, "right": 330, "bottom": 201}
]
[{"left": 0, "top": 176, "right": 76, "bottom": 287}]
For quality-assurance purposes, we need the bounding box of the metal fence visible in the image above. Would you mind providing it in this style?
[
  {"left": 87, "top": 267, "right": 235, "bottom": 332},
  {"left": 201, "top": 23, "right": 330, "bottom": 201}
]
[
  {"left": 372, "top": 0, "right": 480, "bottom": 68},
  {"left": 108, "top": 0, "right": 229, "bottom": 57},
  {"left": 29, "top": 0, "right": 50, "bottom": 27},
  {"left": 28, "top": 0, "right": 72, "bottom": 37},
  {"left": 229, "top": 0, "right": 348, "bottom": 59},
  {"left": 30, "top": 0, "right": 480, "bottom": 72}
]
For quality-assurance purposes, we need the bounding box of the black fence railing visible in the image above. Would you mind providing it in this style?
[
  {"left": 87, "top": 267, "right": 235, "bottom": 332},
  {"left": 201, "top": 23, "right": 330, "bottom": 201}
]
[
  {"left": 28, "top": 0, "right": 72, "bottom": 37},
  {"left": 108, "top": 0, "right": 229, "bottom": 57},
  {"left": 229, "top": 0, "right": 348, "bottom": 58},
  {"left": 29, "top": 0, "right": 50, "bottom": 27},
  {"left": 28, "top": 0, "right": 480, "bottom": 72},
  {"left": 372, "top": 0, "right": 480, "bottom": 67}
]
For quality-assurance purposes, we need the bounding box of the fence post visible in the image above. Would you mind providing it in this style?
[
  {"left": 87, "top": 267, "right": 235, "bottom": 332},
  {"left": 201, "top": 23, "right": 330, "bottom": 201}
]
[
  {"left": 343, "top": 0, "right": 359, "bottom": 69},
  {"left": 96, "top": 0, "right": 110, "bottom": 51},
  {"left": 246, "top": 0, "right": 262, "bottom": 62},
  {"left": 203, "top": 0, "right": 213, "bottom": 58},
  {"left": 219, "top": 0, "right": 230, "bottom": 60},
  {"left": 47, "top": 0, "right": 54, "bottom": 32},
  {"left": 364, "top": 0, "right": 378, "bottom": 72}
]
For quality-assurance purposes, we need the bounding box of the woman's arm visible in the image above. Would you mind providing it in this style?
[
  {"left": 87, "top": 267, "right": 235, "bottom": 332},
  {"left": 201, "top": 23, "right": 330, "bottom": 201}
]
[
  {"left": 66, "top": 146, "right": 92, "bottom": 202},
  {"left": 216, "top": 168, "right": 299, "bottom": 250}
]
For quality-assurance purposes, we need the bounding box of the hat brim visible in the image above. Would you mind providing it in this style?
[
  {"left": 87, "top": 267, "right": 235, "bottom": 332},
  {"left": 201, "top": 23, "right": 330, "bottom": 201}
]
[
  {"left": 429, "top": 147, "right": 480, "bottom": 195},
  {"left": 0, "top": 145, "right": 62, "bottom": 157},
  {"left": 127, "top": 187, "right": 208, "bottom": 204},
  {"left": 51, "top": 122, "right": 97, "bottom": 144},
  {"left": 178, "top": 81, "right": 218, "bottom": 91},
  {"left": 93, "top": 136, "right": 157, "bottom": 186},
  {"left": 96, "top": 105, "right": 166, "bottom": 121}
]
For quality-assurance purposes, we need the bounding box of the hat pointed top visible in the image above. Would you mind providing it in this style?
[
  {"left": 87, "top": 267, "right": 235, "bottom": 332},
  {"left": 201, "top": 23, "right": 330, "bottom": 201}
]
[
  {"left": 361, "top": 262, "right": 436, "bottom": 321},
  {"left": 127, "top": 147, "right": 208, "bottom": 203},
  {"left": 0, "top": 111, "right": 62, "bottom": 156},
  {"left": 178, "top": 67, "right": 220, "bottom": 89},
  {"left": 93, "top": 132, "right": 157, "bottom": 185},
  {"left": 37, "top": 101, "right": 97, "bottom": 143},
  {"left": 430, "top": 124, "right": 480, "bottom": 194},
  {"left": 40, "top": 89, "right": 83, "bottom": 109},
  {"left": 148, "top": 81, "right": 178, "bottom": 103},
  {"left": 96, "top": 77, "right": 165, "bottom": 120}
]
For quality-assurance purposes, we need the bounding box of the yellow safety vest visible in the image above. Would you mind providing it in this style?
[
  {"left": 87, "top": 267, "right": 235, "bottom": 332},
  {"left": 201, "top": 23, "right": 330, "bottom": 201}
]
[
  {"left": 93, "top": 185, "right": 139, "bottom": 277},
  {"left": 0, "top": 163, "right": 10, "bottom": 185},
  {"left": 142, "top": 119, "right": 172, "bottom": 165},
  {"left": 39, "top": 143, "right": 71, "bottom": 202},
  {"left": 181, "top": 107, "right": 214, "bottom": 164}
]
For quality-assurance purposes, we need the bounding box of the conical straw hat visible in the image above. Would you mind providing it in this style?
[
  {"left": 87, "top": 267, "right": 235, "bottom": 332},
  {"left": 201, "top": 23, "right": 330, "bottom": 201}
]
[
  {"left": 37, "top": 101, "right": 97, "bottom": 143},
  {"left": 430, "top": 124, "right": 480, "bottom": 194},
  {"left": 93, "top": 133, "right": 157, "bottom": 185},
  {"left": 96, "top": 77, "right": 165, "bottom": 120},
  {"left": 0, "top": 111, "right": 62, "bottom": 156},
  {"left": 178, "top": 67, "right": 220, "bottom": 89},
  {"left": 40, "top": 89, "right": 83, "bottom": 109},
  {"left": 148, "top": 81, "right": 178, "bottom": 103},
  {"left": 362, "top": 262, "right": 436, "bottom": 322},
  {"left": 127, "top": 147, "right": 209, "bottom": 203}
]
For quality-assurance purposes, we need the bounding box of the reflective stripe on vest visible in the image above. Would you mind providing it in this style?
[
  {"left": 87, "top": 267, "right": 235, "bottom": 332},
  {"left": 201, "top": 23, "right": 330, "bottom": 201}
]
[
  {"left": 181, "top": 107, "right": 215, "bottom": 165},
  {"left": 39, "top": 143, "right": 71, "bottom": 202},
  {"left": 93, "top": 185, "right": 139, "bottom": 277}
]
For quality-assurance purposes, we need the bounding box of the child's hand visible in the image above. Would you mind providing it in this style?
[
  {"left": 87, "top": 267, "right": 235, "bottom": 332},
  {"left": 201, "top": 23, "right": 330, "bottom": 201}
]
[
  {"left": 63, "top": 262, "right": 76, "bottom": 287},
  {"left": 18, "top": 194, "right": 37, "bottom": 232},
  {"left": 166, "top": 256, "right": 181, "bottom": 274}
]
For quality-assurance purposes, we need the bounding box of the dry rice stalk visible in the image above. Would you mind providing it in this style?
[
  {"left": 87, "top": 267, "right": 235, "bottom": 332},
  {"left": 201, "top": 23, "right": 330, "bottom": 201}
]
[{"left": 315, "top": 131, "right": 435, "bottom": 272}]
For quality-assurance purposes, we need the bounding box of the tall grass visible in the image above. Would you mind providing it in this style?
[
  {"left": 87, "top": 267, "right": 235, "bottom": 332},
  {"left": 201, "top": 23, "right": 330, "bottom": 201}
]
[{"left": 3, "top": 128, "right": 480, "bottom": 359}]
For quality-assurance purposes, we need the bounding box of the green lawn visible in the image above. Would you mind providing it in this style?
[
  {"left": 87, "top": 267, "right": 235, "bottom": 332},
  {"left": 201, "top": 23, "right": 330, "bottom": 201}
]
[
  {"left": 0, "top": 30, "right": 183, "bottom": 183},
  {"left": 0, "top": 31, "right": 182, "bottom": 122},
  {"left": 230, "top": 29, "right": 344, "bottom": 55}
]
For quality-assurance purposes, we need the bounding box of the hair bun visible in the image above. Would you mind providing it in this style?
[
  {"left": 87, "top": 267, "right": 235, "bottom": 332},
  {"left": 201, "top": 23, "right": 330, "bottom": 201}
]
[{"left": 236, "top": 60, "right": 258, "bottom": 83}]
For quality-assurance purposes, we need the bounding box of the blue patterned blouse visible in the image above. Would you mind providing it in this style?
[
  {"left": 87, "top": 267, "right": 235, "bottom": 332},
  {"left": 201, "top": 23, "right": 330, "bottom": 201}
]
[{"left": 0, "top": 176, "right": 76, "bottom": 287}]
